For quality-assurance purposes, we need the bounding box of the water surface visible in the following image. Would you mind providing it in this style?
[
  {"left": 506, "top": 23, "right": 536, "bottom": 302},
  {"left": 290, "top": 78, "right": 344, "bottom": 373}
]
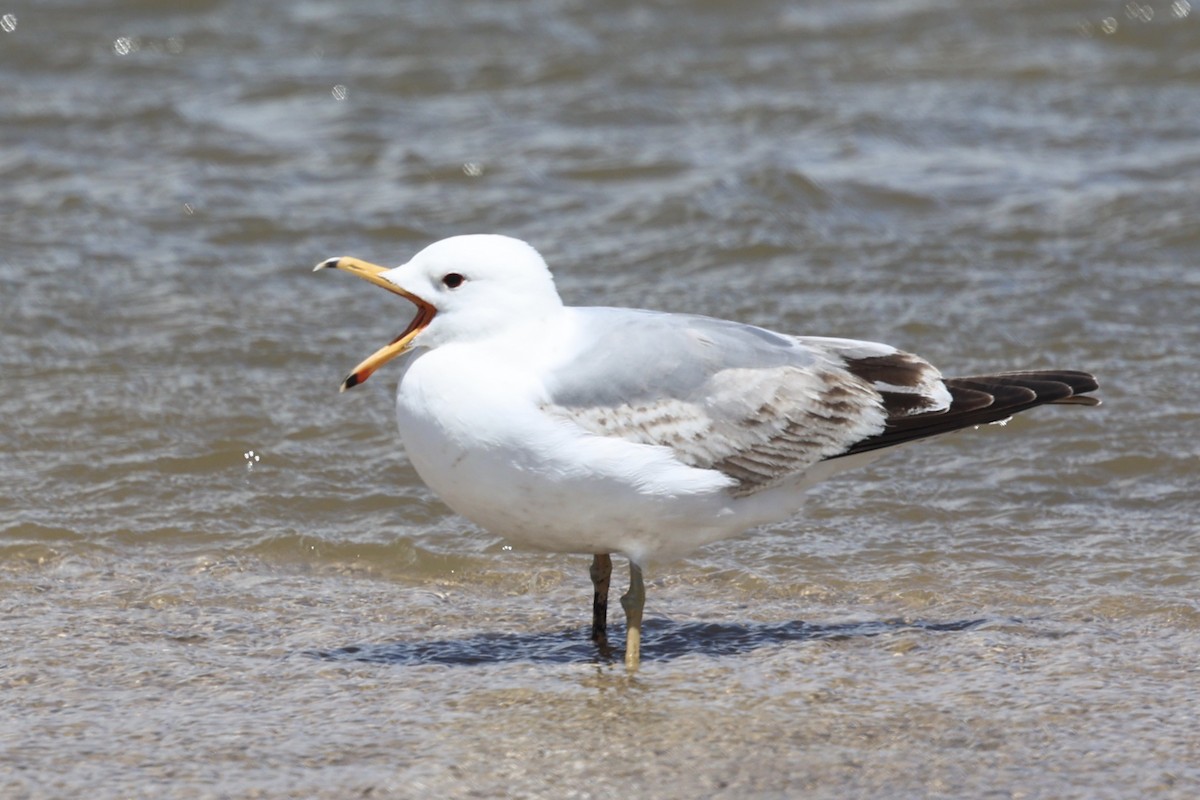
[{"left": 2, "top": 1, "right": 1198, "bottom": 798}]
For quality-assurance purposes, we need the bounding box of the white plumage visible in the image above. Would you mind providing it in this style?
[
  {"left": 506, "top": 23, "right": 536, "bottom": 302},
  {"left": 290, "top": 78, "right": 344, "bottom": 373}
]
[{"left": 317, "top": 234, "right": 1099, "bottom": 668}]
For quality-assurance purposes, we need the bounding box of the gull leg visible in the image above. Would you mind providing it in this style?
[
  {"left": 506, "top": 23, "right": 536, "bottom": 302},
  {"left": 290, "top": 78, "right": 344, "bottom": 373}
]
[
  {"left": 620, "top": 561, "right": 645, "bottom": 670},
  {"left": 589, "top": 553, "right": 612, "bottom": 644}
]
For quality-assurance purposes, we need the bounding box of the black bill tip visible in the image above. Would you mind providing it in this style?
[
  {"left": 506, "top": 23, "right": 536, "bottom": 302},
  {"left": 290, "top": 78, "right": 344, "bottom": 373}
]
[
  {"left": 314, "top": 257, "right": 342, "bottom": 272},
  {"left": 339, "top": 373, "right": 360, "bottom": 393}
]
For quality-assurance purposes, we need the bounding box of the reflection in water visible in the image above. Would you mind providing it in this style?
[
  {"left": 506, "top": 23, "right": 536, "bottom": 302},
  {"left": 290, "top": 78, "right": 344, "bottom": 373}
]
[{"left": 314, "top": 617, "right": 988, "bottom": 666}]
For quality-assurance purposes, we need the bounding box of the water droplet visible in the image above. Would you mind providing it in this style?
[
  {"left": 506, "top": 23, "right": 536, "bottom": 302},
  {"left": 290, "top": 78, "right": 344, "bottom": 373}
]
[
  {"left": 243, "top": 450, "right": 261, "bottom": 469},
  {"left": 183, "top": 203, "right": 194, "bottom": 215},
  {"left": 331, "top": 84, "right": 347, "bottom": 101},
  {"left": 1, "top": 14, "right": 17, "bottom": 33},
  {"left": 1099, "top": 16, "right": 1119, "bottom": 34},
  {"left": 113, "top": 36, "right": 137, "bottom": 55},
  {"left": 1172, "top": 0, "right": 1191, "bottom": 18},
  {"left": 462, "top": 162, "right": 484, "bottom": 177},
  {"left": 166, "top": 36, "right": 184, "bottom": 54}
]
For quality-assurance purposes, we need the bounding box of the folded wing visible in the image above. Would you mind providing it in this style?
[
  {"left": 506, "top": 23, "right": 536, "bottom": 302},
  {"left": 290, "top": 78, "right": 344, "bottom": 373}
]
[{"left": 542, "top": 308, "right": 1098, "bottom": 497}]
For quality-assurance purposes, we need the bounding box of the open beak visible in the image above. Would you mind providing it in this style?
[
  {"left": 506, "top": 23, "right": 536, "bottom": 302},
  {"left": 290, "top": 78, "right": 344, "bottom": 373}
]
[{"left": 314, "top": 256, "right": 436, "bottom": 391}]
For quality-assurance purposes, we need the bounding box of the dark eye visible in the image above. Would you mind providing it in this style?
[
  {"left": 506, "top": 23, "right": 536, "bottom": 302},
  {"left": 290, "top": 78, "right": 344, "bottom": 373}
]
[{"left": 442, "top": 272, "right": 465, "bottom": 289}]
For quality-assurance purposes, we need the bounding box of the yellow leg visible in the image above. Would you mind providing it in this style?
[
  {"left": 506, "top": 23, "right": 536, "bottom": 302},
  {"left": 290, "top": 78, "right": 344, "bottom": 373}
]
[
  {"left": 589, "top": 554, "right": 612, "bottom": 643},
  {"left": 620, "top": 561, "right": 645, "bottom": 670}
]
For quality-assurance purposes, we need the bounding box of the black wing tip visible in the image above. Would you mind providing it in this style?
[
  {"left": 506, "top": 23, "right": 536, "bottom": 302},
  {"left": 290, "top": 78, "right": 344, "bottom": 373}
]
[
  {"left": 985, "top": 369, "right": 1099, "bottom": 395},
  {"left": 945, "top": 369, "right": 1101, "bottom": 418},
  {"left": 830, "top": 368, "right": 1100, "bottom": 459}
]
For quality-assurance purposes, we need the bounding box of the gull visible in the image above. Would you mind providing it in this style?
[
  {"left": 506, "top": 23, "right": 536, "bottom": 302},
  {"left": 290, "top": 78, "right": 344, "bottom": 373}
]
[{"left": 316, "top": 234, "right": 1099, "bottom": 669}]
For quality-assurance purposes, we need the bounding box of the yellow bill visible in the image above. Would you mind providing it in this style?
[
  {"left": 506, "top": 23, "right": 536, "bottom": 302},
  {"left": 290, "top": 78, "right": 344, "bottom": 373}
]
[{"left": 314, "top": 256, "right": 436, "bottom": 391}]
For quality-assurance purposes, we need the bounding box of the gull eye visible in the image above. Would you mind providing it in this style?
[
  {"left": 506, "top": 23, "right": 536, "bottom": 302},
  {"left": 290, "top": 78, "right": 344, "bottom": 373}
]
[{"left": 442, "top": 272, "right": 465, "bottom": 289}]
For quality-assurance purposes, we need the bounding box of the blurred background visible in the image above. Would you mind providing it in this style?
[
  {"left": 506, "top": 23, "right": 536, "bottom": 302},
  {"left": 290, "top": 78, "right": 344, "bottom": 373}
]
[{"left": 2, "top": 1, "right": 1197, "bottom": 798}]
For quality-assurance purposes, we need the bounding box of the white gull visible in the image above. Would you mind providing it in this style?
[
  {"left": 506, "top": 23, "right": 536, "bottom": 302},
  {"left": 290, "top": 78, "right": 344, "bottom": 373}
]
[{"left": 316, "top": 234, "right": 1099, "bottom": 668}]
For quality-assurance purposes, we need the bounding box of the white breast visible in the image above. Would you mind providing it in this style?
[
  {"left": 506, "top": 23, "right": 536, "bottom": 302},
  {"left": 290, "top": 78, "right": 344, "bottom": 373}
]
[{"left": 391, "top": 334, "right": 743, "bottom": 563}]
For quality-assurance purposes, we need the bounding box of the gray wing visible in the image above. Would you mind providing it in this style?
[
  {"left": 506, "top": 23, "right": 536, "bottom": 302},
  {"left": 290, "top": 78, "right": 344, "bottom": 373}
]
[{"left": 541, "top": 308, "right": 950, "bottom": 496}]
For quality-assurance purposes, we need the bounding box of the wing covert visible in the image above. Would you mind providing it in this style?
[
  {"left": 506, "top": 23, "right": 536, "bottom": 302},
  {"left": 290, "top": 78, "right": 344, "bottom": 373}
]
[{"left": 540, "top": 309, "right": 919, "bottom": 496}]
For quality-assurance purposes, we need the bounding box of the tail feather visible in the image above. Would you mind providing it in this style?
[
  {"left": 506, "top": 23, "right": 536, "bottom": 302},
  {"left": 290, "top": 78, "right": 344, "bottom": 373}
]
[{"left": 834, "top": 370, "right": 1099, "bottom": 458}]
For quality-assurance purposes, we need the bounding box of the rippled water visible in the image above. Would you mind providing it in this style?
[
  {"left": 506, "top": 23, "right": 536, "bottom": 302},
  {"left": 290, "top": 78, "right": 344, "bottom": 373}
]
[{"left": 3, "top": 1, "right": 1198, "bottom": 797}]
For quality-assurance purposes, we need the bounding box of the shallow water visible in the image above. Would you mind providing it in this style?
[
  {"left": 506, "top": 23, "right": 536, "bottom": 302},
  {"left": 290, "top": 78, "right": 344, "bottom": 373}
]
[{"left": 2, "top": 1, "right": 1198, "bottom": 797}]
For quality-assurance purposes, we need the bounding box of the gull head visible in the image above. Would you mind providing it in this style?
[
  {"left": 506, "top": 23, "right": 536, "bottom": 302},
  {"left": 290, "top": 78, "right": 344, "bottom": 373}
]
[{"left": 315, "top": 234, "right": 563, "bottom": 391}]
